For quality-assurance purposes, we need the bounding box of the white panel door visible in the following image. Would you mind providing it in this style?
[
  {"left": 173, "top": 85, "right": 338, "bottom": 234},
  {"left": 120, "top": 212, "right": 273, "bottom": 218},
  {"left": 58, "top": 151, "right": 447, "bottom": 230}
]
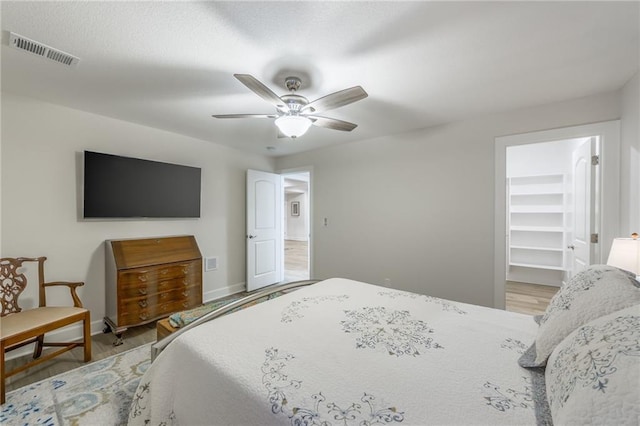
[
  {"left": 247, "top": 169, "right": 282, "bottom": 291},
  {"left": 570, "top": 138, "right": 594, "bottom": 277}
]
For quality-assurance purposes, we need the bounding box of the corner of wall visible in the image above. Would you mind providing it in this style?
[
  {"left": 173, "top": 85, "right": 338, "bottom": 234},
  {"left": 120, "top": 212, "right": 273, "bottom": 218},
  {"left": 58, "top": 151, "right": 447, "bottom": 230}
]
[
  {"left": 620, "top": 72, "right": 640, "bottom": 235},
  {"left": 0, "top": 93, "right": 3, "bottom": 257}
]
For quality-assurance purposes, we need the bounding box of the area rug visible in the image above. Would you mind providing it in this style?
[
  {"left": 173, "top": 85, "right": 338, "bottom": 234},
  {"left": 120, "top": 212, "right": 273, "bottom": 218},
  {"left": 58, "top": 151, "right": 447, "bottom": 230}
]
[
  {"left": 1, "top": 289, "right": 292, "bottom": 425},
  {"left": 1, "top": 343, "right": 151, "bottom": 426}
]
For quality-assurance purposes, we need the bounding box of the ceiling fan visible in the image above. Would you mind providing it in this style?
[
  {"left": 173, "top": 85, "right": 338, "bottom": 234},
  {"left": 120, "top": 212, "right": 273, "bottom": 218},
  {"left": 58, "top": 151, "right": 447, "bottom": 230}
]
[{"left": 212, "top": 74, "right": 368, "bottom": 138}]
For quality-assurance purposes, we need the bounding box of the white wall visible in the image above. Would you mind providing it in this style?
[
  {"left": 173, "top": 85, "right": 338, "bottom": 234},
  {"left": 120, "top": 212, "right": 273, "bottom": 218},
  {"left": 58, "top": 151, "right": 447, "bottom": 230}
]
[
  {"left": 620, "top": 72, "right": 640, "bottom": 236},
  {"left": 286, "top": 192, "right": 308, "bottom": 241},
  {"left": 506, "top": 138, "right": 585, "bottom": 177},
  {"left": 0, "top": 92, "right": 2, "bottom": 256},
  {"left": 276, "top": 91, "right": 622, "bottom": 307},
  {"left": 1, "top": 93, "right": 274, "bottom": 337}
]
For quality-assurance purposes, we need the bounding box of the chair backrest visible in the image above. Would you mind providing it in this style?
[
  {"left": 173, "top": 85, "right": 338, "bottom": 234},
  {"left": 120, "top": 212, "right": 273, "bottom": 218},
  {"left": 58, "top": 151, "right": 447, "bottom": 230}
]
[{"left": 0, "top": 257, "right": 46, "bottom": 316}]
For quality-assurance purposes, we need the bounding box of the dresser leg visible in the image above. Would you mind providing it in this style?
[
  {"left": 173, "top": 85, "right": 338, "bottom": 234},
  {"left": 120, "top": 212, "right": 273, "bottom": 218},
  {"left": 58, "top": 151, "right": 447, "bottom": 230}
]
[
  {"left": 113, "top": 333, "right": 124, "bottom": 346},
  {"left": 103, "top": 317, "right": 126, "bottom": 346}
]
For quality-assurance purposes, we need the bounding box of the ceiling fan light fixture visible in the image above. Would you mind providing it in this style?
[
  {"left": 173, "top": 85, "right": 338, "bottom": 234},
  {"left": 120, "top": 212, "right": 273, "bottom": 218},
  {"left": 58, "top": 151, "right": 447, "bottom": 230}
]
[{"left": 275, "top": 115, "right": 312, "bottom": 138}]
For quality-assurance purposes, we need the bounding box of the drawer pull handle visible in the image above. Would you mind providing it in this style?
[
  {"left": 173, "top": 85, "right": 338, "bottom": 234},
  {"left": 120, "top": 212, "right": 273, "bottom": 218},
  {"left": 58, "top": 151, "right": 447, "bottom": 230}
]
[
  {"left": 182, "top": 291, "right": 189, "bottom": 297},
  {"left": 182, "top": 301, "right": 189, "bottom": 308},
  {"left": 182, "top": 279, "right": 189, "bottom": 286},
  {"left": 182, "top": 267, "right": 189, "bottom": 274},
  {"left": 160, "top": 269, "right": 169, "bottom": 275},
  {"left": 138, "top": 275, "right": 148, "bottom": 282},
  {"left": 138, "top": 300, "right": 148, "bottom": 308},
  {"left": 139, "top": 313, "right": 149, "bottom": 321},
  {"left": 138, "top": 288, "right": 148, "bottom": 295},
  {"left": 160, "top": 292, "right": 169, "bottom": 299}
]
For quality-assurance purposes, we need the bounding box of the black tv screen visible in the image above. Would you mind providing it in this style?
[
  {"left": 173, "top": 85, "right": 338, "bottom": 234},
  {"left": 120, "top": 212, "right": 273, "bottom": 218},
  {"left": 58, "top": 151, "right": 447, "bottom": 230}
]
[{"left": 83, "top": 151, "right": 201, "bottom": 218}]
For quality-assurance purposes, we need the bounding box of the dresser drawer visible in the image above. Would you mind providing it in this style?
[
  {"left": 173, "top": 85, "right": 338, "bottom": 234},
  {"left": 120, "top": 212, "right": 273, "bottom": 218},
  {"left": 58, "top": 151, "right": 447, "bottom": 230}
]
[
  {"left": 119, "top": 269, "right": 157, "bottom": 286},
  {"left": 119, "top": 302, "right": 174, "bottom": 326},
  {"left": 118, "top": 285, "right": 202, "bottom": 314},
  {"left": 156, "top": 262, "right": 198, "bottom": 281},
  {"left": 119, "top": 279, "right": 157, "bottom": 299},
  {"left": 157, "top": 275, "right": 198, "bottom": 291},
  {"left": 120, "top": 305, "right": 164, "bottom": 325},
  {"left": 174, "top": 286, "right": 200, "bottom": 302},
  {"left": 118, "top": 291, "right": 201, "bottom": 326}
]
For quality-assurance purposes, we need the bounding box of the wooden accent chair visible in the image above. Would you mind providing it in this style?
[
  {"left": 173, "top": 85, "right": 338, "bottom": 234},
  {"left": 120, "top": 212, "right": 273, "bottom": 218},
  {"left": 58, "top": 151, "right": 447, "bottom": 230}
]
[{"left": 0, "top": 257, "right": 91, "bottom": 404}]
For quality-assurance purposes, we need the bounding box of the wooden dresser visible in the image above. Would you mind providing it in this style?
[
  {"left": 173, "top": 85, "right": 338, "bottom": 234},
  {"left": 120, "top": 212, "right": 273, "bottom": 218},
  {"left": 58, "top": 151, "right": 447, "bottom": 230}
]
[{"left": 104, "top": 235, "right": 202, "bottom": 342}]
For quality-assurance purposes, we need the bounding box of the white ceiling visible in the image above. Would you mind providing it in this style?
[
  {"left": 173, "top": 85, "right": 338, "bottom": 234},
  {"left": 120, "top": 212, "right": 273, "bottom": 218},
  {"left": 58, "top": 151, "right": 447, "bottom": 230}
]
[{"left": 1, "top": 1, "right": 638, "bottom": 157}]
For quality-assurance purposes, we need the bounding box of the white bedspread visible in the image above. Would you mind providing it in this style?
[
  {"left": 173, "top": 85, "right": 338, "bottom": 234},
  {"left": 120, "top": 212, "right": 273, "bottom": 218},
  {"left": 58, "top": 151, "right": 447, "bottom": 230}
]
[{"left": 128, "top": 278, "right": 539, "bottom": 425}]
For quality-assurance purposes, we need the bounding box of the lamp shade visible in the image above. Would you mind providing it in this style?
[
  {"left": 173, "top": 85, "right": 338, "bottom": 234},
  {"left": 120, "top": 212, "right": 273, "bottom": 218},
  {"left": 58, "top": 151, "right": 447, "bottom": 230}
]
[
  {"left": 607, "top": 237, "right": 640, "bottom": 275},
  {"left": 275, "top": 115, "right": 312, "bottom": 138}
]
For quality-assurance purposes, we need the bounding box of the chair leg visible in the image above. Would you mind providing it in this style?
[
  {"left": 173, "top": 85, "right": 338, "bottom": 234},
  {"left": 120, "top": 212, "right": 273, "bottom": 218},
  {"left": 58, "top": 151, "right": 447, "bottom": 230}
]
[
  {"left": 83, "top": 312, "right": 92, "bottom": 362},
  {"left": 33, "top": 334, "right": 44, "bottom": 359}
]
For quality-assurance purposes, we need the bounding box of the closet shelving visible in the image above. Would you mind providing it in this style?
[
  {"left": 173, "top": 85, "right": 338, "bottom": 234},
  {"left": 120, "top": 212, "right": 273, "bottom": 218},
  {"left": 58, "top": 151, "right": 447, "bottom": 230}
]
[{"left": 507, "top": 174, "right": 567, "bottom": 271}]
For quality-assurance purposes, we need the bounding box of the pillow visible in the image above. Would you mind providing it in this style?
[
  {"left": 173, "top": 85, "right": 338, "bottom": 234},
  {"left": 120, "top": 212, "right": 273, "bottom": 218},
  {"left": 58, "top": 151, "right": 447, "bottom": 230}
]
[
  {"left": 529, "top": 265, "right": 640, "bottom": 366},
  {"left": 545, "top": 304, "right": 640, "bottom": 425}
]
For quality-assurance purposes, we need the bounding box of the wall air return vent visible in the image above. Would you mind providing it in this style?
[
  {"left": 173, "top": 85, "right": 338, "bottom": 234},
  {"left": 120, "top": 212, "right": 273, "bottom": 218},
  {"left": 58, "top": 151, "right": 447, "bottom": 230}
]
[
  {"left": 9, "top": 32, "right": 80, "bottom": 67},
  {"left": 205, "top": 257, "right": 218, "bottom": 272}
]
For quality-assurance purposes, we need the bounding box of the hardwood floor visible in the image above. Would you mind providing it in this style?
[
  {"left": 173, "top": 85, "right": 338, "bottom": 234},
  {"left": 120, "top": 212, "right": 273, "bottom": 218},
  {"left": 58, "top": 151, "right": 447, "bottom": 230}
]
[
  {"left": 505, "top": 281, "right": 559, "bottom": 315},
  {"left": 284, "top": 239, "right": 309, "bottom": 282}
]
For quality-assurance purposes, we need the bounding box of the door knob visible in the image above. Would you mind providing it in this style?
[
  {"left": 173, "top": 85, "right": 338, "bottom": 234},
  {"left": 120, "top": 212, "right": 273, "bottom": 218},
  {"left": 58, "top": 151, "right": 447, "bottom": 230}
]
[
  {"left": 247, "top": 234, "right": 257, "bottom": 239},
  {"left": 567, "top": 245, "right": 575, "bottom": 250}
]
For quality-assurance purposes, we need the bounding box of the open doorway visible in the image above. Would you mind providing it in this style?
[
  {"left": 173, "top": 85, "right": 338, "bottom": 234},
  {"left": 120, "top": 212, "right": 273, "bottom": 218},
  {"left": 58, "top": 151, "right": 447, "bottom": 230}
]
[
  {"left": 282, "top": 171, "right": 310, "bottom": 282},
  {"left": 504, "top": 137, "right": 596, "bottom": 314},
  {"left": 494, "top": 121, "right": 621, "bottom": 311}
]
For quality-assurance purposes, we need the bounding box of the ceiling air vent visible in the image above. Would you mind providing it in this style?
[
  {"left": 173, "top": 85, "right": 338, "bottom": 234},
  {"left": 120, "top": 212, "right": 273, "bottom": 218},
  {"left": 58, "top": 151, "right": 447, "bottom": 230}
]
[{"left": 9, "top": 32, "right": 80, "bottom": 67}]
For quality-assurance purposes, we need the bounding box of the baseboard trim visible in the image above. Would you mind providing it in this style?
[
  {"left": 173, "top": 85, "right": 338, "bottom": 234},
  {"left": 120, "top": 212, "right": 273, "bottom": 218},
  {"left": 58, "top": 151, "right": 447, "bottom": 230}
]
[{"left": 203, "top": 282, "right": 246, "bottom": 303}]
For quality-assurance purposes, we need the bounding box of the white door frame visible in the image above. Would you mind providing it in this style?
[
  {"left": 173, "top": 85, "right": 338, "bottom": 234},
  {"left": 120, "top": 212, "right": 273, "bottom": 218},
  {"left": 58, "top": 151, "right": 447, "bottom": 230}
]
[
  {"left": 494, "top": 121, "right": 620, "bottom": 309},
  {"left": 278, "top": 166, "right": 314, "bottom": 280}
]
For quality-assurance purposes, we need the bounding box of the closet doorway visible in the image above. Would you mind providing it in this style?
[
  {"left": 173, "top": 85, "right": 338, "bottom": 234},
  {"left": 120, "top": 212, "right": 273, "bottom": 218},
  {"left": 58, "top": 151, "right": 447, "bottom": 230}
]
[
  {"left": 282, "top": 171, "right": 311, "bottom": 282},
  {"left": 507, "top": 138, "right": 595, "bottom": 286},
  {"left": 494, "top": 121, "right": 621, "bottom": 311},
  {"left": 504, "top": 138, "right": 595, "bottom": 314}
]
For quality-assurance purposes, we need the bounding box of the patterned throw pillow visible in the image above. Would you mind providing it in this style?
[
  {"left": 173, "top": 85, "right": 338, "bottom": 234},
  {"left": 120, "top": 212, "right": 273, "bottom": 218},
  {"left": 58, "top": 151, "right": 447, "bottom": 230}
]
[
  {"left": 545, "top": 305, "right": 640, "bottom": 425},
  {"left": 527, "top": 265, "right": 640, "bottom": 366}
]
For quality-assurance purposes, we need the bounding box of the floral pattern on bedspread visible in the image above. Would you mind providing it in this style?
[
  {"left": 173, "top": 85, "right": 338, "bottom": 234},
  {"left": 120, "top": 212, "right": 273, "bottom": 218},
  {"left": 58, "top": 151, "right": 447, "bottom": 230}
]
[
  {"left": 263, "top": 347, "right": 405, "bottom": 425},
  {"left": 130, "top": 382, "right": 176, "bottom": 425},
  {"left": 483, "top": 376, "right": 533, "bottom": 412},
  {"left": 539, "top": 268, "right": 604, "bottom": 324},
  {"left": 281, "top": 295, "right": 350, "bottom": 323},
  {"left": 547, "top": 313, "right": 640, "bottom": 409},
  {"left": 341, "top": 307, "right": 443, "bottom": 356},
  {"left": 127, "top": 278, "right": 539, "bottom": 425},
  {"left": 378, "top": 290, "right": 467, "bottom": 314},
  {"left": 500, "top": 338, "right": 528, "bottom": 354}
]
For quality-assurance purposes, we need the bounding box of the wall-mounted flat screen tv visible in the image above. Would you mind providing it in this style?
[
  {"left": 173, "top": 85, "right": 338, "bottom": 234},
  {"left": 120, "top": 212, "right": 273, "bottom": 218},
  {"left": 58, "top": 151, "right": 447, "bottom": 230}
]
[{"left": 83, "top": 151, "right": 201, "bottom": 218}]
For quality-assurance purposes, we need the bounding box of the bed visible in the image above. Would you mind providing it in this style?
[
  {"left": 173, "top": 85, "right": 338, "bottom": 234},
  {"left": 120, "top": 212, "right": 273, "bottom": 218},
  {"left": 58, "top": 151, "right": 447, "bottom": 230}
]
[{"left": 128, "top": 269, "right": 640, "bottom": 426}]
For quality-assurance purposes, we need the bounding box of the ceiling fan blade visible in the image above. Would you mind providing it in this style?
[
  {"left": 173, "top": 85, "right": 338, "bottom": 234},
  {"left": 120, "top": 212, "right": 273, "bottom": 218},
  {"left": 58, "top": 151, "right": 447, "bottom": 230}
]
[
  {"left": 302, "top": 86, "right": 368, "bottom": 114},
  {"left": 212, "top": 114, "right": 278, "bottom": 119},
  {"left": 308, "top": 116, "right": 358, "bottom": 132},
  {"left": 234, "top": 74, "right": 289, "bottom": 112}
]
